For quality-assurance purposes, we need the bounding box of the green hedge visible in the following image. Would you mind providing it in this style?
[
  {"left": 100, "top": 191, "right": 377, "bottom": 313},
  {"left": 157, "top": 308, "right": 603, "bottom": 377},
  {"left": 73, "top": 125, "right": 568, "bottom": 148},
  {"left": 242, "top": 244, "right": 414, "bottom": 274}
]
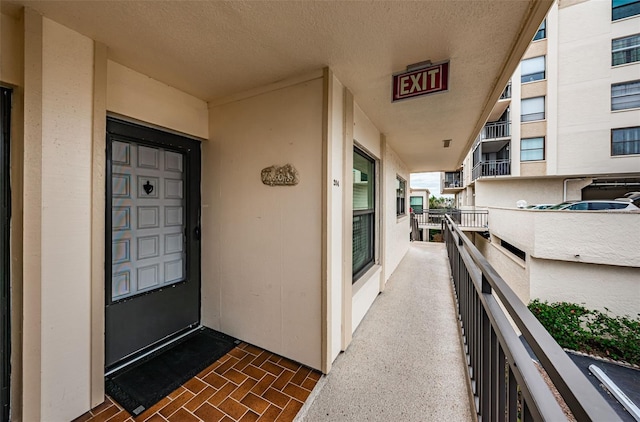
[{"left": 528, "top": 299, "right": 640, "bottom": 366}]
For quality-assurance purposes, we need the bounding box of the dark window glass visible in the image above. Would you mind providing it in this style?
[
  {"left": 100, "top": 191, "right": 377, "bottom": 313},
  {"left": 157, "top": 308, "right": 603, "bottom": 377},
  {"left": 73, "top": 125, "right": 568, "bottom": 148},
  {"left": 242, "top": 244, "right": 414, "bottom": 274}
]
[
  {"left": 533, "top": 19, "right": 546, "bottom": 41},
  {"left": 612, "top": 127, "right": 640, "bottom": 155},
  {"left": 612, "top": 34, "right": 640, "bottom": 65},
  {"left": 612, "top": 0, "right": 640, "bottom": 20},
  {"left": 396, "top": 176, "right": 406, "bottom": 216},
  {"left": 611, "top": 80, "right": 640, "bottom": 110},
  {"left": 353, "top": 147, "right": 375, "bottom": 280}
]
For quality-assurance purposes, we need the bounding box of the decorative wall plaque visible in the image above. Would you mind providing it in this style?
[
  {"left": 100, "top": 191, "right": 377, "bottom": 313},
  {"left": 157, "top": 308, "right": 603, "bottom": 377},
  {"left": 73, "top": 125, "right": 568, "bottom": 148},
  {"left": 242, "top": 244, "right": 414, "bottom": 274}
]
[{"left": 261, "top": 164, "right": 299, "bottom": 186}]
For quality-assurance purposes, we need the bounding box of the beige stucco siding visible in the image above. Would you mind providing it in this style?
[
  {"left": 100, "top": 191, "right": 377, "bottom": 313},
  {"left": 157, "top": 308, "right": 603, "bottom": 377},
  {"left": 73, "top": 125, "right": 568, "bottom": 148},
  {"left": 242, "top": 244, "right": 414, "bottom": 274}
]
[
  {"left": 383, "top": 143, "right": 410, "bottom": 282},
  {"left": 1, "top": 13, "right": 23, "bottom": 86},
  {"left": 329, "top": 74, "right": 344, "bottom": 361},
  {"left": 106, "top": 60, "right": 209, "bottom": 139},
  {"left": 475, "top": 178, "right": 564, "bottom": 208},
  {"left": 530, "top": 259, "right": 639, "bottom": 317},
  {"left": 556, "top": 0, "right": 640, "bottom": 175},
  {"left": 204, "top": 77, "right": 323, "bottom": 370},
  {"left": 351, "top": 101, "right": 383, "bottom": 333},
  {"left": 22, "top": 16, "right": 94, "bottom": 421}
]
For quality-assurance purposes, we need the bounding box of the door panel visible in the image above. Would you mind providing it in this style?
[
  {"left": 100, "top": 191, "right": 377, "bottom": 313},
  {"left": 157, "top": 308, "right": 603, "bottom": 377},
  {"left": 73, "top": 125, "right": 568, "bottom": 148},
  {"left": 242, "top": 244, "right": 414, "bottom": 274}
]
[
  {"left": 110, "top": 141, "right": 186, "bottom": 301},
  {"left": 105, "top": 118, "right": 201, "bottom": 368}
]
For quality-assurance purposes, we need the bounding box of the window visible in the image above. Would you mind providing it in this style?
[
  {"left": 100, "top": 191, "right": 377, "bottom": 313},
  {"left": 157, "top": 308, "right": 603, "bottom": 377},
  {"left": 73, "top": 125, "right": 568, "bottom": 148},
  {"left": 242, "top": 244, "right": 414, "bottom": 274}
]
[
  {"left": 410, "top": 196, "right": 424, "bottom": 214},
  {"left": 521, "top": 137, "right": 545, "bottom": 161},
  {"left": 521, "top": 56, "right": 545, "bottom": 83},
  {"left": 521, "top": 97, "right": 545, "bottom": 122},
  {"left": 612, "top": 127, "right": 640, "bottom": 155},
  {"left": 612, "top": 80, "right": 640, "bottom": 110},
  {"left": 612, "top": 34, "right": 640, "bottom": 65},
  {"left": 353, "top": 147, "right": 375, "bottom": 280},
  {"left": 396, "top": 176, "right": 406, "bottom": 216},
  {"left": 612, "top": 0, "right": 640, "bottom": 20},
  {"left": 533, "top": 19, "right": 546, "bottom": 41}
]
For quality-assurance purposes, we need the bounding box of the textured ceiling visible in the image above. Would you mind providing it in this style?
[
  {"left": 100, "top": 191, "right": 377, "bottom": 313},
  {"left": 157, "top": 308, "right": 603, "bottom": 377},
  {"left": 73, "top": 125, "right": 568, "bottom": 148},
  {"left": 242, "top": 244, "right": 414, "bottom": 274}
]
[{"left": 6, "top": 1, "right": 551, "bottom": 172}]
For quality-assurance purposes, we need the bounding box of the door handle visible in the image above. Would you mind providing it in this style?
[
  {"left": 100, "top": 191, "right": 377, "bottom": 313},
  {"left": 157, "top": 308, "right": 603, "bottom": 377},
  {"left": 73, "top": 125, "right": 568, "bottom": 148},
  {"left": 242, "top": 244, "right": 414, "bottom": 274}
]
[{"left": 194, "top": 226, "right": 201, "bottom": 241}]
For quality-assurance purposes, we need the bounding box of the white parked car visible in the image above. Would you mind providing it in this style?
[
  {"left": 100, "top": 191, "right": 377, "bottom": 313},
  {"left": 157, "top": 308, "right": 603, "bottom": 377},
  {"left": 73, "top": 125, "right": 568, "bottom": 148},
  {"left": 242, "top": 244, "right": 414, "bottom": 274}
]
[{"left": 559, "top": 200, "right": 640, "bottom": 211}]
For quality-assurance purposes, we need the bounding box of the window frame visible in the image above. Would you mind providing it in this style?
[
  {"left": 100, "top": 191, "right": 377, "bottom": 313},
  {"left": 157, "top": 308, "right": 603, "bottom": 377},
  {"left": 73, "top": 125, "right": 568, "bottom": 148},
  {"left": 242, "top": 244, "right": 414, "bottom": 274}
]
[
  {"left": 611, "top": 126, "right": 640, "bottom": 156},
  {"left": 410, "top": 196, "right": 424, "bottom": 214},
  {"left": 352, "top": 146, "right": 376, "bottom": 282},
  {"left": 521, "top": 96, "right": 546, "bottom": 122},
  {"left": 520, "top": 137, "right": 545, "bottom": 162},
  {"left": 612, "top": 33, "right": 640, "bottom": 66},
  {"left": 396, "top": 175, "right": 406, "bottom": 217},
  {"left": 520, "top": 56, "right": 546, "bottom": 84},
  {"left": 533, "top": 19, "right": 546, "bottom": 41},
  {"left": 612, "top": 0, "right": 640, "bottom": 21},
  {"left": 611, "top": 80, "right": 640, "bottom": 111}
]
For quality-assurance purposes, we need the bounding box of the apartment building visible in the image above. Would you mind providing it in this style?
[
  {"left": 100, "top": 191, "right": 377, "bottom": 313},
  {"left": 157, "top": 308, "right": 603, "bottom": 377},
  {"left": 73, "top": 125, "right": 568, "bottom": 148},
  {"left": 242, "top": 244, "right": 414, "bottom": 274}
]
[
  {"left": 0, "top": 2, "right": 552, "bottom": 420},
  {"left": 444, "top": 0, "right": 640, "bottom": 318}
]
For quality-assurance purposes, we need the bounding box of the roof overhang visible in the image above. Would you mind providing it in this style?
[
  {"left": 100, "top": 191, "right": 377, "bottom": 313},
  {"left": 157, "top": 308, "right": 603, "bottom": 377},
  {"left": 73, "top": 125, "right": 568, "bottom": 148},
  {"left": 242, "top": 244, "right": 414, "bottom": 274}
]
[{"left": 4, "top": 0, "right": 552, "bottom": 172}]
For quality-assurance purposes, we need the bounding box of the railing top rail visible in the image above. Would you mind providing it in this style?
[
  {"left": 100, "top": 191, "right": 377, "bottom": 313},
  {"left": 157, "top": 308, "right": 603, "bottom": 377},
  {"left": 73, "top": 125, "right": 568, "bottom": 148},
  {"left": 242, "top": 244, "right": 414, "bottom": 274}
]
[{"left": 444, "top": 215, "right": 619, "bottom": 421}]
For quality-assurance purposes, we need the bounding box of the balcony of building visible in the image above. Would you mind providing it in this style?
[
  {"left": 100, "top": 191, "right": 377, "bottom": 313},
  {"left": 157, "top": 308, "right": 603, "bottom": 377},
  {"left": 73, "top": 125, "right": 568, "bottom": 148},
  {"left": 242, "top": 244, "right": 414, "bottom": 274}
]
[
  {"left": 486, "top": 81, "right": 512, "bottom": 122},
  {"left": 472, "top": 158, "right": 512, "bottom": 180},
  {"left": 413, "top": 209, "right": 488, "bottom": 232},
  {"left": 442, "top": 170, "right": 464, "bottom": 194}
]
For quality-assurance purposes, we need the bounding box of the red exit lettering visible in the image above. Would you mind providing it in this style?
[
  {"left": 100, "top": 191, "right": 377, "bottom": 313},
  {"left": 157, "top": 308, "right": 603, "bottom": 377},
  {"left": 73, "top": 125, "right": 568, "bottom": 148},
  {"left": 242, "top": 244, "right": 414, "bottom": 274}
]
[{"left": 392, "top": 62, "right": 449, "bottom": 102}]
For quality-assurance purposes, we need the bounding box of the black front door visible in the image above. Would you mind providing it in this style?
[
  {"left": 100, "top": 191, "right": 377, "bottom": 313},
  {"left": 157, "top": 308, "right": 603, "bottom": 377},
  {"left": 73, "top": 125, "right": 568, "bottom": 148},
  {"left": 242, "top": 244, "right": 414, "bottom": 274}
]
[
  {"left": 105, "top": 118, "right": 201, "bottom": 368},
  {"left": 0, "top": 87, "right": 12, "bottom": 421}
]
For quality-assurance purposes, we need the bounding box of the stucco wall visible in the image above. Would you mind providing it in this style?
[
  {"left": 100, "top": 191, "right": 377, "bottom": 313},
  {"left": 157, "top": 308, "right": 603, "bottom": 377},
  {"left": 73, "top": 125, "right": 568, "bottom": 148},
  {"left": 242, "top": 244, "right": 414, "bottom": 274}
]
[
  {"left": 556, "top": 0, "right": 640, "bottom": 175},
  {"left": 474, "top": 234, "right": 530, "bottom": 303},
  {"left": 530, "top": 258, "right": 639, "bottom": 317},
  {"left": 22, "top": 16, "right": 94, "bottom": 421},
  {"left": 485, "top": 207, "right": 640, "bottom": 315},
  {"left": 106, "top": 60, "right": 209, "bottom": 139},
  {"left": 383, "top": 143, "right": 410, "bottom": 281},
  {"left": 475, "top": 178, "right": 564, "bottom": 208},
  {"left": 329, "top": 74, "right": 344, "bottom": 361},
  {"left": 1, "top": 12, "right": 23, "bottom": 86},
  {"left": 204, "top": 77, "right": 323, "bottom": 370},
  {"left": 351, "top": 101, "right": 383, "bottom": 333}
]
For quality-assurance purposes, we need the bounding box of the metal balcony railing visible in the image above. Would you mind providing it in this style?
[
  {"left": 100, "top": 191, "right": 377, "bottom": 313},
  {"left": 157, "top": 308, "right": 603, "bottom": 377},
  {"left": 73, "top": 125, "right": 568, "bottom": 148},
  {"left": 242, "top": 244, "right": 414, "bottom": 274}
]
[
  {"left": 443, "top": 171, "right": 463, "bottom": 189},
  {"left": 413, "top": 209, "right": 488, "bottom": 229},
  {"left": 472, "top": 159, "right": 511, "bottom": 180},
  {"left": 443, "top": 215, "right": 618, "bottom": 421},
  {"left": 480, "top": 121, "right": 511, "bottom": 140},
  {"left": 500, "top": 81, "right": 512, "bottom": 100}
]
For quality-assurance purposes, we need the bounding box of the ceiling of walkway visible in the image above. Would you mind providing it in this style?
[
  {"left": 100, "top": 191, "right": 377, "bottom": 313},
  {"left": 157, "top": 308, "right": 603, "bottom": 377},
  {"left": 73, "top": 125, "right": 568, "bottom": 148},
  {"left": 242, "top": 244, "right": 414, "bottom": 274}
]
[{"left": 5, "top": 1, "right": 551, "bottom": 172}]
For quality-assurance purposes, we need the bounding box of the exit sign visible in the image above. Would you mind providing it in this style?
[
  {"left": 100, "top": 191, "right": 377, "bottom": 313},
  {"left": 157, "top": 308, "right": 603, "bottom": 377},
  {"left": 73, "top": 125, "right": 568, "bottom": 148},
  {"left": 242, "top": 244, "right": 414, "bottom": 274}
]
[{"left": 392, "top": 61, "right": 449, "bottom": 102}]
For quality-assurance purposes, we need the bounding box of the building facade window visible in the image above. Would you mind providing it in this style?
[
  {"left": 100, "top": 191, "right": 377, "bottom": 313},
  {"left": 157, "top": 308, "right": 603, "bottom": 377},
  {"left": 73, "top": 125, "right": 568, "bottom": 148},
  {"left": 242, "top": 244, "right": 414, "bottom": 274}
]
[
  {"left": 521, "top": 137, "right": 545, "bottom": 161},
  {"left": 396, "top": 176, "right": 406, "bottom": 216},
  {"left": 611, "top": 80, "right": 640, "bottom": 110},
  {"left": 533, "top": 19, "right": 546, "bottom": 41},
  {"left": 521, "top": 96, "right": 545, "bottom": 122},
  {"left": 612, "top": 127, "right": 640, "bottom": 155},
  {"left": 612, "top": 0, "right": 640, "bottom": 20},
  {"left": 612, "top": 33, "right": 640, "bottom": 65},
  {"left": 353, "top": 147, "right": 376, "bottom": 281},
  {"left": 520, "top": 56, "right": 546, "bottom": 83},
  {"left": 410, "top": 196, "right": 424, "bottom": 214}
]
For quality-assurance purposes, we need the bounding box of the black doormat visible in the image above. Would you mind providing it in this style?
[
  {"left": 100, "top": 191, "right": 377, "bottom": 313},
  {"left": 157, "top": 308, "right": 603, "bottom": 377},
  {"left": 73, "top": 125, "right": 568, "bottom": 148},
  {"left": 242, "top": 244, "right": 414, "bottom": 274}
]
[{"left": 105, "top": 327, "right": 239, "bottom": 416}]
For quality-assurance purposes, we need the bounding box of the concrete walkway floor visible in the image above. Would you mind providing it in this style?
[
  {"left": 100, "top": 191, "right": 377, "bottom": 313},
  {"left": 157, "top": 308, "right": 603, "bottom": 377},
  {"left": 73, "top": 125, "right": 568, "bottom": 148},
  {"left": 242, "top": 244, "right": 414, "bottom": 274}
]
[{"left": 300, "top": 242, "right": 474, "bottom": 421}]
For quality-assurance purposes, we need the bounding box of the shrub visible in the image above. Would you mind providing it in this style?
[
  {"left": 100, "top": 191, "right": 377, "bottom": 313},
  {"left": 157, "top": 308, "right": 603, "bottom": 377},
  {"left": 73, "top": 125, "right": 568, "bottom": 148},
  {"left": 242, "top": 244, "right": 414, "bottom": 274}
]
[{"left": 528, "top": 299, "right": 640, "bottom": 366}]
